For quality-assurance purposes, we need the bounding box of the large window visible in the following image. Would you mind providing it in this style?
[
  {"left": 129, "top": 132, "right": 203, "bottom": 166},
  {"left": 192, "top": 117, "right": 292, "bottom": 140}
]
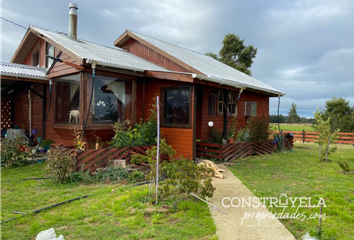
[
  {"left": 87, "top": 74, "right": 132, "bottom": 124},
  {"left": 162, "top": 86, "right": 191, "bottom": 127},
  {"left": 55, "top": 74, "right": 80, "bottom": 124}
]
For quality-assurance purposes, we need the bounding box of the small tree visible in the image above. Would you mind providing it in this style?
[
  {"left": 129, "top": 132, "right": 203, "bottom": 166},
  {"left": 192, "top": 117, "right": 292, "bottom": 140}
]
[
  {"left": 313, "top": 109, "right": 340, "bottom": 162},
  {"left": 288, "top": 103, "right": 300, "bottom": 124}
]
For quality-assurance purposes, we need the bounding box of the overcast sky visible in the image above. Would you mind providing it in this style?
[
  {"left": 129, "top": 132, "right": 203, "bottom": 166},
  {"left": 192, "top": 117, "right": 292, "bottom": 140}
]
[{"left": 1, "top": 0, "right": 353, "bottom": 117}]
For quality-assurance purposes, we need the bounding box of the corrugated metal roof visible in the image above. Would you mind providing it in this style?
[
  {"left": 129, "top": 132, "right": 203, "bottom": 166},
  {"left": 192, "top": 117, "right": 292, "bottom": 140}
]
[
  {"left": 0, "top": 62, "right": 48, "bottom": 78},
  {"left": 30, "top": 26, "right": 169, "bottom": 72},
  {"left": 130, "top": 31, "right": 283, "bottom": 95}
]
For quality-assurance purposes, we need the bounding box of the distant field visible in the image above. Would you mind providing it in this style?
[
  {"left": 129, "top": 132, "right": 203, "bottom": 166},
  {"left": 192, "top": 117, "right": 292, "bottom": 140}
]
[{"left": 270, "top": 123, "right": 315, "bottom": 132}]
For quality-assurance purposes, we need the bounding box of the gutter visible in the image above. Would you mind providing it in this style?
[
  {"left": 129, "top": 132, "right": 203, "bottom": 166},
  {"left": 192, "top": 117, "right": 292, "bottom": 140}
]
[
  {"left": 86, "top": 59, "right": 145, "bottom": 73},
  {"left": 1, "top": 73, "right": 50, "bottom": 81}
]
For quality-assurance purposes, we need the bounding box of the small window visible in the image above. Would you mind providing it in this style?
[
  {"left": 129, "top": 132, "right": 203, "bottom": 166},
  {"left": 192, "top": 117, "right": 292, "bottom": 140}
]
[
  {"left": 218, "top": 90, "right": 237, "bottom": 116},
  {"left": 55, "top": 73, "right": 81, "bottom": 124},
  {"left": 162, "top": 86, "right": 191, "bottom": 126},
  {"left": 45, "top": 43, "right": 55, "bottom": 68},
  {"left": 32, "top": 45, "right": 40, "bottom": 67},
  {"left": 245, "top": 102, "right": 257, "bottom": 117}
]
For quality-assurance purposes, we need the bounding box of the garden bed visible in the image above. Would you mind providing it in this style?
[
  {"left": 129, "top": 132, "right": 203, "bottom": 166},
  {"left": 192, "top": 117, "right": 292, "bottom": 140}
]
[{"left": 196, "top": 138, "right": 293, "bottom": 161}]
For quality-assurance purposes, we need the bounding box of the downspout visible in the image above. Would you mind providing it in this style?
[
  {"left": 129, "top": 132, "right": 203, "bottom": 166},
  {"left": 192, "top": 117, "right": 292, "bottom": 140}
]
[{"left": 28, "top": 89, "right": 31, "bottom": 136}]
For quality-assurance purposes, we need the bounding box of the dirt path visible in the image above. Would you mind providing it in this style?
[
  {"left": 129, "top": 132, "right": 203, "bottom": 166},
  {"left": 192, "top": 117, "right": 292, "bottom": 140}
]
[{"left": 207, "top": 164, "right": 295, "bottom": 240}]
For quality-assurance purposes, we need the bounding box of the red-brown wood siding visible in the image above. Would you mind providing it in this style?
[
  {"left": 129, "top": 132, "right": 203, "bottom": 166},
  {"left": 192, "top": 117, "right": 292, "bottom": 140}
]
[
  {"left": 47, "top": 50, "right": 80, "bottom": 78},
  {"left": 22, "top": 38, "right": 46, "bottom": 67},
  {"left": 198, "top": 86, "right": 269, "bottom": 140},
  {"left": 122, "top": 38, "right": 191, "bottom": 73},
  {"left": 143, "top": 78, "right": 194, "bottom": 159}
]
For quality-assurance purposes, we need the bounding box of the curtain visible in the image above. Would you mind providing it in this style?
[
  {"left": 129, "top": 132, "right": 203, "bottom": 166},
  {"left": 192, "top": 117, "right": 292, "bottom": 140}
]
[{"left": 100, "top": 78, "right": 126, "bottom": 104}]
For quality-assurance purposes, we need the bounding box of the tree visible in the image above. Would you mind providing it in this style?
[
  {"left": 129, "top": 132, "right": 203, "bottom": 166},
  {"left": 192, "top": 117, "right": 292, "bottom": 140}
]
[
  {"left": 287, "top": 103, "right": 300, "bottom": 124},
  {"left": 206, "top": 34, "right": 257, "bottom": 75},
  {"left": 322, "top": 97, "right": 354, "bottom": 132},
  {"left": 313, "top": 109, "right": 340, "bottom": 162}
]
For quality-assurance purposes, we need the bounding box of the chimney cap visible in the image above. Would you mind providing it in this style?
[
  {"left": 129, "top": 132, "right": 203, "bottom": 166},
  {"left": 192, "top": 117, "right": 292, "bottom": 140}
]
[{"left": 69, "top": 3, "right": 78, "bottom": 9}]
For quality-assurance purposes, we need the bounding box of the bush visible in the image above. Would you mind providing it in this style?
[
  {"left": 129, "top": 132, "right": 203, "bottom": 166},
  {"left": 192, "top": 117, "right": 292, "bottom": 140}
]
[
  {"left": 1, "top": 137, "right": 29, "bottom": 168},
  {"left": 236, "top": 127, "right": 250, "bottom": 142},
  {"left": 110, "top": 97, "right": 158, "bottom": 148},
  {"left": 131, "top": 139, "right": 215, "bottom": 200},
  {"left": 248, "top": 116, "right": 271, "bottom": 141},
  {"left": 204, "top": 128, "right": 223, "bottom": 144},
  {"left": 96, "top": 165, "right": 130, "bottom": 182},
  {"left": 47, "top": 147, "right": 77, "bottom": 183},
  {"left": 161, "top": 157, "right": 215, "bottom": 199}
]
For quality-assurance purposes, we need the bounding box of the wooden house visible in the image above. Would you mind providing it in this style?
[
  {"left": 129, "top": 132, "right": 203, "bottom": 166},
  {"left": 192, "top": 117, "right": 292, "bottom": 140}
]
[{"left": 1, "top": 4, "right": 283, "bottom": 159}]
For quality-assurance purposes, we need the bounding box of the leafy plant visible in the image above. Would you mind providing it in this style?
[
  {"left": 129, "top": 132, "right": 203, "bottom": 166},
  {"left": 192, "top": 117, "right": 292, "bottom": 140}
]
[
  {"left": 96, "top": 165, "right": 130, "bottom": 182},
  {"left": 73, "top": 128, "right": 86, "bottom": 150},
  {"left": 228, "top": 117, "right": 237, "bottom": 139},
  {"left": 336, "top": 162, "right": 351, "bottom": 173},
  {"left": 204, "top": 128, "right": 223, "bottom": 144},
  {"left": 0, "top": 137, "right": 30, "bottom": 168},
  {"left": 110, "top": 97, "right": 158, "bottom": 148},
  {"left": 131, "top": 139, "right": 215, "bottom": 200},
  {"left": 313, "top": 109, "right": 340, "bottom": 162},
  {"left": 161, "top": 157, "right": 215, "bottom": 199},
  {"left": 40, "top": 139, "right": 55, "bottom": 147},
  {"left": 47, "top": 147, "right": 77, "bottom": 183},
  {"left": 129, "top": 171, "right": 145, "bottom": 183},
  {"left": 236, "top": 126, "right": 250, "bottom": 142},
  {"left": 248, "top": 115, "right": 271, "bottom": 141}
]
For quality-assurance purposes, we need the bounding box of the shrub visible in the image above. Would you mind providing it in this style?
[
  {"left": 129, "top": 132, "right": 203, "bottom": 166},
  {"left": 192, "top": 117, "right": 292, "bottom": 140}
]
[
  {"left": 73, "top": 128, "right": 86, "bottom": 150},
  {"left": 47, "top": 147, "right": 77, "bottom": 183},
  {"left": 110, "top": 97, "right": 158, "bottom": 148},
  {"left": 204, "top": 128, "right": 223, "bottom": 144},
  {"left": 40, "top": 139, "right": 55, "bottom": 147},
  {"left": 1, "top": 137, "right": 29, "bottom": 168},
  {"left": 96, "top": 165, "right": 130, "bottom": 182},
  {"left": 248, "top": 115, "right": 271, "bottom": 141},
  {"left": 228, "top": 117, "right": 237, "bottom": 139},
  {"left": 313, "top": 109, "right": 340, "bottom": 162},
  {"left": 131, "top": 139, "right": 215, "bottom": 200},
  {"left": 236, "top": 127, "right": 250, "bottom": 142},
  {"left": 161, "top": 157, "right": 215, "bottom": 199}
]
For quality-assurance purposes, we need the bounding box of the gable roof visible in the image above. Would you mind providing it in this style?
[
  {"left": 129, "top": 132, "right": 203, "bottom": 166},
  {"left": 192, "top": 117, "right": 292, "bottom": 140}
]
[
  {"left": 12, "top": 26, "right": 169, "bottom": 73},
  {"left": 115, "top": 31, "right": 283, "bottom": 96}
]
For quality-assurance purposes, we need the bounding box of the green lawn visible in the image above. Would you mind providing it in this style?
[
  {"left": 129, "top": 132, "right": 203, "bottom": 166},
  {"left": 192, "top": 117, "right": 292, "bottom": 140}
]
[
  {"left": 1, "top": 163, "right": 217, "bottom": 240},
  {"left": 270, "top": 123, "right": 315, "bottom": 132},
  {"left": 228, "top": 143, "right": 354, "bottom": 240}
]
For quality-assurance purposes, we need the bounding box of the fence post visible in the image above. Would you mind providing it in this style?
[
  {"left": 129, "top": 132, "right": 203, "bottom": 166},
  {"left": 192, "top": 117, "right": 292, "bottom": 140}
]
[{"left": 302, "top": 130, "right": 305, "bottom": 143}]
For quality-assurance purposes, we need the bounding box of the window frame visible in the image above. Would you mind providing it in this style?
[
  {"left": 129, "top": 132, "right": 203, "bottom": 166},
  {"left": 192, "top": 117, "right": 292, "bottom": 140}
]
[
  {"left": 32, "top": 44, "right": 40, "bottom": 67},
  {"left": 53, "top": 73, "right": 82, "bottom": 126},
  {"left": 217, "top": 90, "right": 238, "bottom": 116},
  {"left": 161, "top": 85, "right": 192, "bottom": 128},
  {"left": 45, "top": 42, "right": 55, "bottom": 68}
]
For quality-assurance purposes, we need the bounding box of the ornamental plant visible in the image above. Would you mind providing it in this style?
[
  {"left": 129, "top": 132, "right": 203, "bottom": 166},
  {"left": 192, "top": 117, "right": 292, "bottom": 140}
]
[
  {"left": 47, "top": 147, "right": 77, "bottom": 183},
  {"left": 1, "top": 136, "right": 29, "bottom": 168},
  {"left": 248, "top": 115, "right": 271, "bottom": 141},
  {"left": 313, "top": 109, "right": 340, "bottom": 162}
]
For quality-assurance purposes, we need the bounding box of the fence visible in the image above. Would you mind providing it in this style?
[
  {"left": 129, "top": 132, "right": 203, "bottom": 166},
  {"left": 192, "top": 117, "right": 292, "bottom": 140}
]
[
  {"left": 282, "top": 131, "right": 354, "bottom": 144},
  {"left": 59, "top": 145, "right": 154, "bottom": 173},
  {"left": 196, "top": 138, "right": 293, "bottom": 162}
]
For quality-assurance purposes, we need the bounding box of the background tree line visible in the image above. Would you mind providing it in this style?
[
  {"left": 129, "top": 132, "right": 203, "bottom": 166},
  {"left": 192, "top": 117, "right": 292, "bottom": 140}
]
[{"left": 269, "top": 98, "right": 354, "bottom": 133}]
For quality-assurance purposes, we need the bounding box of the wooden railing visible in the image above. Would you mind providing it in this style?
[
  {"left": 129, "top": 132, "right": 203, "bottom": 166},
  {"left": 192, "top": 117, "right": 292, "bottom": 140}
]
[
  {"left": 196, "top": 138, "right": 293, "bottom": 162},
  {"left": 282, "top": 131, "right": 354, "bottom": 144}
]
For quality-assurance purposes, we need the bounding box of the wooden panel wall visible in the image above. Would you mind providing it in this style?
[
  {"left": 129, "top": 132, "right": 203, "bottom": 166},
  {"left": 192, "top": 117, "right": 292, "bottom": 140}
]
[
  {"left": 47, "top": 50, "right": 80, "bottom": 78},
  {"left": 143, "top": 78, "right": 194, "bottom": 159},
  {"left": 22, "top": 39, "right": 45, "bottom": 67},
  {"left": 198, "top": 86, "right": 269, "bottom": 140},
  {"left": 122, "top": 38, "right": 191, "bottom": 73}
]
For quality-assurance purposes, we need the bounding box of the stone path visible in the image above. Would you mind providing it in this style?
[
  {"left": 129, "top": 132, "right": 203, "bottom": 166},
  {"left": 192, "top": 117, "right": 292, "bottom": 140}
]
[{"left": 207, "top": 164, "right": 296, "bottom": 240}]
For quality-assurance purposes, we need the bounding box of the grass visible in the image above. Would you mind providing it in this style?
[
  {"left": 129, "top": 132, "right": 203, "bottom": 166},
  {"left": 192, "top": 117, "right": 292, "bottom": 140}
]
[
  {"left": 270, "top": 123, "right": 315, "bottom": 132},
  {"left": 1, "top": 163, "right": 217, "bottom": 240},
  {"left": 228, "top": 143, "right": 354, "bottom": 240}
]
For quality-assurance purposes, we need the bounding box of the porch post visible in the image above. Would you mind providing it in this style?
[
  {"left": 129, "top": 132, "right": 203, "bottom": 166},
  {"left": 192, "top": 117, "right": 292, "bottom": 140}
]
[
  {"left": 223, "top": 89, "right": 228, "bottom": 139},
  {"left": 42, "top": 83, "right": 47, "bottom": 137}
]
